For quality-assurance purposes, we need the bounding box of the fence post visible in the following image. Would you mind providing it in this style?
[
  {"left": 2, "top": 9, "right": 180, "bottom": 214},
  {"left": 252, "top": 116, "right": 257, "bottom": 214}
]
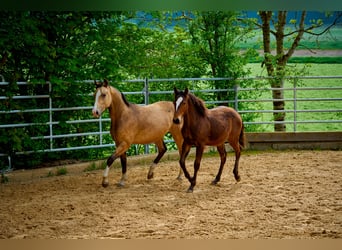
[
  {"left": 48, "top": 82, "right": 53, "bottom": 150},
  {"left": 234, "top": 84, "right": 238, "bottom": 111},
  {"left": 144, "top": 78, "right": 149, "bottom": 154},
  {"left": 293, "top": 78, "right": 297, "bottom": 132},
  {"left": 99, "top": 116, "right": 103, "bottom": 145}
]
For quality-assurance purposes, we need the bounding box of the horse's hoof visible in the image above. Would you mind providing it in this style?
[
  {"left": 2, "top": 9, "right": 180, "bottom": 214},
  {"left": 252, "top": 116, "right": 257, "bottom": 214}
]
[
  {"left": 211, "top": 180, "right": 218, "bottom": 185},
  {"left": 176, "top": 176, "right": 182, "bottom": 181},
  {"left": 147, "top": 173, "right": 154, "bottom": 179},
  {"left": 186, "top": 187, "right": 194, "bottom": 193},
  {"left": 102, "top": 181, "right": 109, "bottom": 188},
  {"left": 235, "top": 176, "right": 241, "bottom": 182},
  {"left": 117, "top": 181, "right": 125, "bottom": 187}
]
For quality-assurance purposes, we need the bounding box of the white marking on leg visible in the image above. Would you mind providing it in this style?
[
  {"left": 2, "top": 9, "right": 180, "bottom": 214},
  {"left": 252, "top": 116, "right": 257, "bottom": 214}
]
[
  {"left": 175, "top": 97, "right": 183, "bottom": 111},
  {"left": 118, "top": 173, "right": 127, "bottom": 186},
  {"left": 102, "top": 165, "right": 110, "bottom": 187},
  {"left": 103, "top": 166, "right": 110, "bottom": 178}
]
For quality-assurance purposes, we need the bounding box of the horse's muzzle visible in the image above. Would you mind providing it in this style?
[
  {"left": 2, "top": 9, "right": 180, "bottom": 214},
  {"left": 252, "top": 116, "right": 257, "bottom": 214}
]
[
  {"left": 173, "top": 118, "right": 180, "bottom": 124},
  {"left": 92, "top": 109, "right": 100, "bottom": 118}
]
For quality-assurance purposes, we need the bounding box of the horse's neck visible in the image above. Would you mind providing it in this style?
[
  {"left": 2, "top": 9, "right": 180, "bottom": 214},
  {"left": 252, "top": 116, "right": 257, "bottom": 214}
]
[
  {"left": 108, "top": 87, "right": 130, "bottom": 119},
  {"left": 184, "top": 101, "right": 206, "bottom": 131}
]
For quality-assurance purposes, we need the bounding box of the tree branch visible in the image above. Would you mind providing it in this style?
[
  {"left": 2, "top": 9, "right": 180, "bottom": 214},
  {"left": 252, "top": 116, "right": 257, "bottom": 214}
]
[
  {"left": 305, "top": 12, "right": 342, "bottom": 36},
  {"left": 284, "top": 11, "right": 306, "bottom": 62}
]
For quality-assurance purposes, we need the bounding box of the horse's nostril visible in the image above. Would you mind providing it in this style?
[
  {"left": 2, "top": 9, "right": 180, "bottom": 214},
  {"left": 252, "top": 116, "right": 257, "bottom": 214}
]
[{"left": 173, "top": 118, "right": 180, "bottom": 124}]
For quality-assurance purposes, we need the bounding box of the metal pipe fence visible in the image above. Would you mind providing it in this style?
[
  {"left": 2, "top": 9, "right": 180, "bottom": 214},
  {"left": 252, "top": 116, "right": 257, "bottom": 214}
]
[{"left": 1, "top": 76, "right": 341, "bottom": 170}]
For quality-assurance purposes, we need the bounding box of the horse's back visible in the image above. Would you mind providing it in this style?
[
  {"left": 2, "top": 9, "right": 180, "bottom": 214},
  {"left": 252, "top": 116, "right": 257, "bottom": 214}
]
[
  {"left": 205, "top": 106, "right": 243, "bottom": 144},
  {"left": 209, "top": 106, "right": 242, "bottom": 125}
]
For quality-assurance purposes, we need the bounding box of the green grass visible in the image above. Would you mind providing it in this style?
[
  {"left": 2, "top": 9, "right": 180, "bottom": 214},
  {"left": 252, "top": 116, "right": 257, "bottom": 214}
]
[
  {"left": 244, "top": 64, "right": 342, "bottom": 132},
  {"left": 83, "top": 161, "right": 107, "bottom": 172},
  {"left": 249, "top": 57, "right": 342, "bottom": 64},
  {"left": 238, "top": 26, "right": 342, "bottom": 50},
  {"left": 56, "top": 167, "right": 68, "bottom": 176}
]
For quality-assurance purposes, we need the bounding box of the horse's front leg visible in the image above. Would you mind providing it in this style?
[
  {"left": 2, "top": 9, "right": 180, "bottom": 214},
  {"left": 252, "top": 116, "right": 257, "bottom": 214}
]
[
  {"left": 188, "top": 145, "right": 204, "bottom": 192},
  {"left": 102, "top": 153, "right": 117, "bottom": 187},
  {"left": 169, "top": 126, "right": 184, "bottom": 180},
  {"left": 102, "top": 142, "right": 129, "bottom": 187},
  {"left": 179, "top": 143, "right": 192, "bottom": 184},
  {"left": 147, "top": 140, "right": 167, "bottom": 179}
]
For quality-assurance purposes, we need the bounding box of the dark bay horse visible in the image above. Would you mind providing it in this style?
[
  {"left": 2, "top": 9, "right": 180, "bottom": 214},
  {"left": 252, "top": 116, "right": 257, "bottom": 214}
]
[
  {"left": 173, "top": 87, "right": 245, "bottom": 192},
  {"left": 92, "top": 79, "right": 183, "bottom": 187}
]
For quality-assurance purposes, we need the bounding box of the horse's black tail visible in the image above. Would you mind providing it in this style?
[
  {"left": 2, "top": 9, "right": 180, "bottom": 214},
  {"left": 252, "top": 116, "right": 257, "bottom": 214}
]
[{"left": 239, "top": 122, "right": 246, "bottom": 150}]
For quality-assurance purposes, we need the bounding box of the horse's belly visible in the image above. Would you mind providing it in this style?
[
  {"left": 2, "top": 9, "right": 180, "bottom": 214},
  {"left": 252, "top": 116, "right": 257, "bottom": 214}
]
[{"left": 133, "top": 127, "right": 170, "bottom": 144}]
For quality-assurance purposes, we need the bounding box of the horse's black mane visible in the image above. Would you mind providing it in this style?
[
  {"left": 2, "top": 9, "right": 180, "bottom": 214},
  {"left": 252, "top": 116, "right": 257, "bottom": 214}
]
[
  {"left": 188, "top": 93, "right": 206, "bottom": 117},
  {"left": 120, "top": 92, "right": 130, "bottom": 107}
]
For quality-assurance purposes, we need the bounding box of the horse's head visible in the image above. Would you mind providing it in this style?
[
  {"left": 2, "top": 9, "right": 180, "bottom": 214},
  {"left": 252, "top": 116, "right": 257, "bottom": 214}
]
[
  {"left": 92, "top": 79, "right": 112, "bottom": 118},
  {"left": 173, "top": 87, "right": 189, "bottom": 124}
]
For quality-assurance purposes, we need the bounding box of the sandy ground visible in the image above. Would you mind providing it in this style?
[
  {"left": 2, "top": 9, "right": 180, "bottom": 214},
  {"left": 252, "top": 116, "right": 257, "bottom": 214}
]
[{"left": 0, "top": 150, "right": 341, "bottom": 239}]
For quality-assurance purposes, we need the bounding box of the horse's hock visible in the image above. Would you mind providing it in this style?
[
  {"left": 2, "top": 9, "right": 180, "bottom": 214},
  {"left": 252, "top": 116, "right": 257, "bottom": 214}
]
[{"left": 245, "top": 132, "right": 342, "bottom": 150}]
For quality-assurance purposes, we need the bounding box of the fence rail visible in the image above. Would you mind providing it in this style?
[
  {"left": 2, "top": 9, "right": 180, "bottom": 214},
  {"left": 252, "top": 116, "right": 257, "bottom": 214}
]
[{"left": 1, "top": 76, "right": 342, "bottom": 170}]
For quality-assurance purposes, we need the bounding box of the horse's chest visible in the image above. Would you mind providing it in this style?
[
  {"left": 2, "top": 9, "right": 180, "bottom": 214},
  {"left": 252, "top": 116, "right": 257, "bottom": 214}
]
[{"left": 182, "top": 127, "right": 203, "bottom": 145}]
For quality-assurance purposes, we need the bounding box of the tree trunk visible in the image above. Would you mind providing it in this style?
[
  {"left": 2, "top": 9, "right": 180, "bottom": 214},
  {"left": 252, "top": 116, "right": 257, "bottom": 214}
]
[
  {"left": 271, "top": 77, "right": 286, "bottom": 131},
  {"left": 260, "top": 11, "right": 286, "bottom": 131},
  {"left": 259, "top": 11, "right": 307, "bottom": 132}
]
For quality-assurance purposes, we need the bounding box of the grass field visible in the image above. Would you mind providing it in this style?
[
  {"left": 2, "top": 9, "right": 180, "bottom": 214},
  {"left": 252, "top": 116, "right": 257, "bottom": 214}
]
[
  {"left": 238, "top": 26, "right": 342, "bottom": 50},
  {"left": 244, "top": 64, "right": 342, "bottom": 132}
]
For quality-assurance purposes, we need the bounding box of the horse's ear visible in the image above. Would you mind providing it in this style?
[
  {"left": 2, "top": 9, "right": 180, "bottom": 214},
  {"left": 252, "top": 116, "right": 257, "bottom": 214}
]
[
  {"left": 173, "top": 86, "right": 179, "bottom": 95},
  {"left": 184, "top": 87, "right": 189, "bottom": 95},
  {"left": 94, "top": 80, "right": 102, "bottom": 89},
  {"left": 103, "top": 79, "right": 109, "bottom": 87}
]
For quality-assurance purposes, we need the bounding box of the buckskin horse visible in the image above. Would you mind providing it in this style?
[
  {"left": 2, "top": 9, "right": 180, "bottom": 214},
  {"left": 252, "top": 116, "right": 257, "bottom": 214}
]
[
  {"left": 173, "top": 87, "right": 245, "bottom": 192},
  {"left": 92, "top": 79, "right": 183, "bottom": 187}
]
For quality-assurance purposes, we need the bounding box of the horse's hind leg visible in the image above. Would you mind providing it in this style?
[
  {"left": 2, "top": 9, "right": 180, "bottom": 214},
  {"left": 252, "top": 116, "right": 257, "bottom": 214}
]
[
  {"left": 230, "top": 141, "right": 241, "bottom": 182},
  {"left": 118, "top": 152, "right": 127, "bottom": 186},
  {"left": 147, "top": 140, "right": 167, "bottom": 179},
  {"left": 212, "top": 144, "right": 227, "bottom": 185}
]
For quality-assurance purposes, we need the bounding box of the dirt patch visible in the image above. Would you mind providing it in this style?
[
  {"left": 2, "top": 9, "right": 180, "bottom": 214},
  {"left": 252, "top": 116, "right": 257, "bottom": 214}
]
[{"left": 0, "top": 150, "right": 341, "bottom": 239}]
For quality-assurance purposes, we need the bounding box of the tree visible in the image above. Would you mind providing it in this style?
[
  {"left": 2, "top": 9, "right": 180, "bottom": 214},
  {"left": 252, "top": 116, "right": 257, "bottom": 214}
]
[
  {"left": 0, "top": 11, "right": 124, "bottom": 168},
  {"left": 187, "top": 11, "right": 257, "bottom": 104},
  {"left": 257, "top": 11, "right": 342, "bottom": 131}
]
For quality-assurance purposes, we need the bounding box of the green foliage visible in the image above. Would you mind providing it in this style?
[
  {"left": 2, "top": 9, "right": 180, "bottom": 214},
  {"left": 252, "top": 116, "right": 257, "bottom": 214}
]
[
  {"left": 56, "top": 167, "right": 68, "bottom": 176},
  {"left": 4, "top": 11, "right": 336, "bottom": 169},
  {"left": 84, "top": 161, "right": 107, "bottom": 172}
]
